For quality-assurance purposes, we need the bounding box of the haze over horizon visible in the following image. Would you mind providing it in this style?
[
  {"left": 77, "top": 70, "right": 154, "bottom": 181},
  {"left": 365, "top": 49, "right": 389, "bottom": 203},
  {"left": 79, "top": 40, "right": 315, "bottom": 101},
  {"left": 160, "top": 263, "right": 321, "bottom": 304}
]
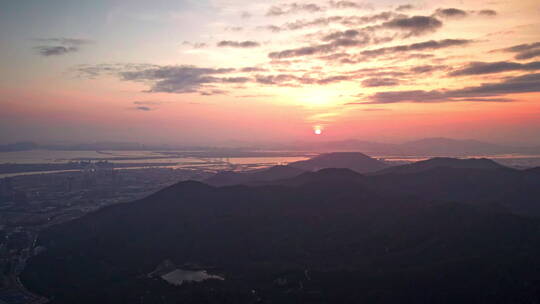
[{"left": 1, "top": 0, "right": 540, "bottom": 145}]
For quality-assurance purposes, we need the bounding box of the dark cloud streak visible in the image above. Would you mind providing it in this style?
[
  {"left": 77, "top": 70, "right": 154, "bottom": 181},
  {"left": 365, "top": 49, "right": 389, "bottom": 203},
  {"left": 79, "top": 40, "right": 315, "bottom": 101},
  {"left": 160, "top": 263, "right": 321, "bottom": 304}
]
[
  {"left": 435, "top": 8, "right": 468, "bottom": 18},
  {"left": 366, "top": 73, "right": 540, "bottom": 103},
  {"left": 35, "top": 46, "right": 79, "bottom": 56},
  {"left": 382, "top": 15, "right": 442, "bottom": 37},
  {"left": 360, "top": 39, "right": 472, "bottom": 58},
  {"left": 396, "top": 4, "right": 414, "bottom": 11},
  {"left": 478, "top": 9, "right": 497, "bottom": 16},
  {"left": 217, "top": 40, "right": 260, "bottom": 48},
  {"left": 33, "top": 37, "right": 92, "bottom": 56},
  {"left": 362, "top": 77, "right": 400, "bottom": 87},
  {"left": 268, "top": 32, "right": 370, "bottom": 59},
  {"left": 497, "top": 42, "right": 540, "bottom": 60},
  {"left": 450, "top": 61, "right": 540, "bottom": 76},
  {"left": 262, "top": 11, "right": 396, "bottom": 32}
]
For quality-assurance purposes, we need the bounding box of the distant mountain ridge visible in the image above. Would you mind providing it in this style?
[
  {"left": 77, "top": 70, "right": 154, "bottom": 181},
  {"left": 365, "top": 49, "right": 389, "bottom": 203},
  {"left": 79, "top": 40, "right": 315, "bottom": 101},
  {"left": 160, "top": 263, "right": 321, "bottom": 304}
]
[
  {"left": 288, "top": 152, "right": 388, "bottom": 173},
  {"left": 206, "top": 152, "right": 387, "bottom": 186},
  {"left": 286, "top": 137, "right": 540, "bottom": 155},
  {"left": 231, "top": 156, "right": 540, "bottom": 217},
  {"left": 207, "top": 154, "right": 512, "bottom": 187},
  {"left": 373, "top": 157, "right": 506, "bottom": 175}
]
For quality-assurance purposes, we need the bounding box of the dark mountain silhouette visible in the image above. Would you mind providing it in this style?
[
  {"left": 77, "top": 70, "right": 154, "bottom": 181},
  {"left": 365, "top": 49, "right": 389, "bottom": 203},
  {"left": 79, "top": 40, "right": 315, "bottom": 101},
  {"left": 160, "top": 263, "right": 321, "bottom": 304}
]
[
  {"left": 288, "top": 152, "right": 388, "bottom": 173},
  {"left": 22, "top": 166, "right": 540, "bottom": 304},
  {"left": 397, "top": 137, "right": 511, "bottom": 155},
  {"left": 525, "top": 167, "right": 540, "bottom": 174},
  {"left": 269, "top": 161, "right": 540, "bottom": 217},
  {"left": 370, "top": 166, "right": 540, "bottom": 216},
  {"left": 205, "top": 165, "right": 305, "bottom": 186},
  {"left": 373, "top": 157, "right": 506, "bottom": 175},
  {"left": 287, "top": 137, "right": 540, "bottom": 155},
  {"left": 268, "top": 167, "right": 365, "bottom": 187},
  {"left": 290, "top": 139, "right": 396, "bottom": 153},
  {"left": 206, "top": 152, "right": 387, "bottom": 186}
]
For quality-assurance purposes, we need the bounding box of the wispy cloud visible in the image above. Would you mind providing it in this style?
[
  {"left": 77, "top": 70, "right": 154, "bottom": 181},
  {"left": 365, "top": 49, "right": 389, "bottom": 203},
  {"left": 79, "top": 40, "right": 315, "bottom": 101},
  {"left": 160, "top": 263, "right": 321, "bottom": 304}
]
[
  {"left": 133, "top": 106, "right": 153, "bottom": 111},
  {"left": 35, "top": 46, "right": 79, "bottom": 56},
  {"left": 362, "top": 77, "right": 401, "bottom": 87},
  {"left": 366, "top": 73, "right": 540, "bottom": 104},
  {"left": 449, "top": 61, "right": 540, "bottom": 76},
  {"left": 268, "top": 32, "right": 370, "bottom": 59},
  {"left": 328, "top": 1, "right": 373, "bottom": 10},
  {"left": 182, "top": 41, "right": 208, "bottom": 48},
  {"left": 396, "top": 4, "right": 414, "bottom": 12},
  {"left": 33, "top": 38, "right": 92, "bottom": 56},
  {"left": 260, "top": 11, "right": 395, "bottom": 32},
  {"left": 478, "top": 9, "right": 497, "bottom": 16},
  {"left": 130, "top": 101, "right": 162, "bottom": 111},
  {"left": 266, "top": 3, "right": 324, "bottom": 16},
  {"left": 434, "top": 8, "right": 468, "bottom": 18},
  {"left": 217, "top": 40, "right": 260, "bottom": 48},
  {"left": 359, "top": 39, "right": 472, "bottom": 58},
  {"left": 381, "top": 15, "right": 442, "bottom": 37},
  {"left": 497, "top": 42, "right": 540, "bottom": 60}
]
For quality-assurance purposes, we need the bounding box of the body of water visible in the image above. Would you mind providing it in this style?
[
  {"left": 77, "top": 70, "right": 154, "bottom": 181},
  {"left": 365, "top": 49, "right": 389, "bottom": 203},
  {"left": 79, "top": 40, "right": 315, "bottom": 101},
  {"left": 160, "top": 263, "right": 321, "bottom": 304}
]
[
  {"left": 1, "top": 150, "right": 540, "bottom": 178},
  {"left": 0, "top": 150, "right": 311, "bottom": 177}
]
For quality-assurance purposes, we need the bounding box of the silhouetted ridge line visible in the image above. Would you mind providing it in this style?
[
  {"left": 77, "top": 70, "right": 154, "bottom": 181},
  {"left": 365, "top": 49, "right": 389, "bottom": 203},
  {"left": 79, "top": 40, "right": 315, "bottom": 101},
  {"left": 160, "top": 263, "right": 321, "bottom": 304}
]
[
  {"left": 288, "top": 152, "right": 388, "bottom": 173},
  {"left": 21, "top": 168, "right": 540, "bottom": 303},
  {"left": 373, "top": 157, "right": 507, "bottom": 175}
]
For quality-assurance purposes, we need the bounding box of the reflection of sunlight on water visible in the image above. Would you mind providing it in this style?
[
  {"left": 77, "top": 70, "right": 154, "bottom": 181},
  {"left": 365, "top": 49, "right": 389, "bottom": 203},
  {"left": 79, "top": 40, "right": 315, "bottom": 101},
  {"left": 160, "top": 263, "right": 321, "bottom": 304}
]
[
  {"left": 3, "top": 150, "right": 540, "bottom": 177},
  {"left": 0, "top": 151, "right": 310, "bottom": 165},
  {"left": 172, "top": 156, "right": 311, "bottom": 173},
  {"left": 0, "top": 154, "right": 312, "bottom": 177}
]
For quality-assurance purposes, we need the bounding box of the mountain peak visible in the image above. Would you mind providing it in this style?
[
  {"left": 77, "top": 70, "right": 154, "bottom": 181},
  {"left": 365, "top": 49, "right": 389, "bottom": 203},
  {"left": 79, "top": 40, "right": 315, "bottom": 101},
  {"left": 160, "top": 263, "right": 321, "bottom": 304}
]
[
  {"left": 289, "top": 152, "right": 387, "bottom": 173},
  {"left": 421, "top": 157, "right": 504, "bottom": 168}
]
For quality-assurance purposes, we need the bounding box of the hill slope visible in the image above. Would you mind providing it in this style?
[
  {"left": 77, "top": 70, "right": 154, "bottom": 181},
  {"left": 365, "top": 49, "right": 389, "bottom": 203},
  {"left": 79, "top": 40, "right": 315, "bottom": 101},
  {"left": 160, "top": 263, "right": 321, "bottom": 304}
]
[
  {"left": 22, "top": 169, "right": 540, "bottom": 304},
  {"left": 205, "top": 165, "right": 305, "bottom": 186}
]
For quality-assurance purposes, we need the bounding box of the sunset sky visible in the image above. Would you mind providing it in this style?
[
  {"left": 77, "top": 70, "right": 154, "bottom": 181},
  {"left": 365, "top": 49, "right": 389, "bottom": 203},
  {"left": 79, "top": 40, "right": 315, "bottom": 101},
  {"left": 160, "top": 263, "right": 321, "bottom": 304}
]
[{"left": 1, "top": 0, "right": 539, "bottom": 145}]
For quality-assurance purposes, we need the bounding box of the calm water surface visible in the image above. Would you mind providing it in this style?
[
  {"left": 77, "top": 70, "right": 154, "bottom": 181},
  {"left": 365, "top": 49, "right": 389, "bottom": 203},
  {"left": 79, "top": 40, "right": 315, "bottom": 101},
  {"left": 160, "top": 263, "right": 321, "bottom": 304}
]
[
  {"left": 0, "top": 150, "right": 311, "bottom": 177},
  {"left": 1, "top": 150, "right": 539, "bottom": 178}
]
